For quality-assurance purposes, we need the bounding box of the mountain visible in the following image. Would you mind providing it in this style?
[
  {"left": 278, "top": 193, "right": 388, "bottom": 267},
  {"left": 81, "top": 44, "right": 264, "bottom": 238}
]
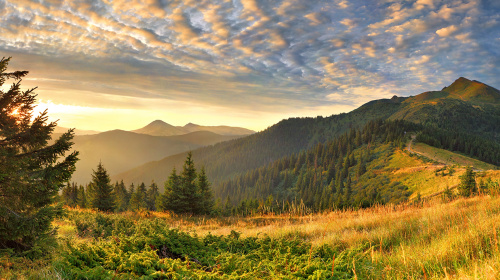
[
  {"left": 442, "top": 77, "right": 500, "bottom": 103},
  {"left": 113, "top": 78, "right": 500, "bottom": 207},
  {"left": 132, "top": 120, "right": 255, "bottom": 136},
  {"left": 69, "top": 130, "right": 243, "bottom": 184},
  {"left": 131, "top": 120, "right": 186, "bottom": 136},
  {"left": 54, "top": 126, "right": 99, "bottom": 135},
  {"left": 181, "top": 123, "right": 255, "bottom": 136}
]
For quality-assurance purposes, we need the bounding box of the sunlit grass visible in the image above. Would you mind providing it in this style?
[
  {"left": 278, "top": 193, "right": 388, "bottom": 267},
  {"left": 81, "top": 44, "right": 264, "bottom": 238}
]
[{"left": 5, "top": 195, "right": 500, "bottom": 279}]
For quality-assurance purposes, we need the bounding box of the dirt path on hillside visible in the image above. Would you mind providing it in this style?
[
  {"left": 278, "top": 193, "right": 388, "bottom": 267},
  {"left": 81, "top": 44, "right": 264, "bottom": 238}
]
[{"left": 407, "top": 135, "right": 416, "bottom": 154}]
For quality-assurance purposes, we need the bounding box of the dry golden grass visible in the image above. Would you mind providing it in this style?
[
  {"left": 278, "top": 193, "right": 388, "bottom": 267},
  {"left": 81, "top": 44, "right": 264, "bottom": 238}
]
[
  {"left": 156, "top": 195, "right": 500, "bottom": 278},
  {"left": 7, "top": 194, "right": 500, "bottom": 279}
]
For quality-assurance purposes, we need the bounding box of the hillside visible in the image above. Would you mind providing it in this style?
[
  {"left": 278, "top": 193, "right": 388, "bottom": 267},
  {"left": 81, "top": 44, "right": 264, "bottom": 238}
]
[
  {"left": 132, "top": 120, "right": 255, "bottom": 136},
  {"left": 70, "top": 130, "right": 243, "bottom": 184},
  {"left": 114, "top": 78, "right": 500, "bottom": 193},
  {"left": 113, "top": 98, "right": 405, "bottom": 185}
]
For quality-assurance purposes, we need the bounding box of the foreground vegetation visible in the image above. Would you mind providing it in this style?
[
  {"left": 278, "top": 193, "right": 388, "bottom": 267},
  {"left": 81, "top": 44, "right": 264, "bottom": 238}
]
[{"left": 2, "top": 194, "right": 500, "bottom": 279}]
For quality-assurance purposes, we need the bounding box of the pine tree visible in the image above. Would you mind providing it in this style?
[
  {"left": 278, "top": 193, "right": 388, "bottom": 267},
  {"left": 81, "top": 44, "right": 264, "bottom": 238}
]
[
  {"left": 157, "top": 167, "right": 180, "bottom": 212},
  {"left": 61, "top": 182, "right": 79, "bottom": 207},
  {"left": 113, "top": 180, "right": 128, "bottom": 212},
  {"left": 458, "top": 166, "right": 477, "bottom": 197},
  {"left": 129, "top": 182, "right": 147, "bottom": 211},
  {"left": 76, "top": 185, "right": 87, "bottom": 208},
  {"left": 89, "top": 162, "right": 115, "bottom": 211},
  {"left": 197, "top": 167, "right": 214, "bottom": 215},
  {"left": 179, "top": 152, "right": 199, "bottom": 213},
  {"left": 146, "top": 181, "right": 159, "bottom": 211},
  {"left": 0, "top": 57, "right": 79, "bottom": 255}
]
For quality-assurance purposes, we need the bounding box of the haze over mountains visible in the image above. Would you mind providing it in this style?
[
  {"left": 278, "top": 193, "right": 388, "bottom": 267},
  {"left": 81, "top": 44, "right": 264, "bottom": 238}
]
[
  {"left": 65, "top": 121, "right": 254, "bottom": 183},
  {"left": 132, "top": 120, "right": 255, "bottom": 136},
  {"left": 112, "top": 77, "right": 500, "bottom": 197}
]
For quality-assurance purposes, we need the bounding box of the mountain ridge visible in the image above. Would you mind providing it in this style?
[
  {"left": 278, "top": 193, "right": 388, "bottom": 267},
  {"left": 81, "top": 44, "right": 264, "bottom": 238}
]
[
  {"left": 69, "top": 130, "right": 245, "bottom": 184},
  {"left": 132, "top": 120, "right": 255, "bottom": 136},
  {"left": 112, "top": 77, "right": 500, "bottom": 188}
]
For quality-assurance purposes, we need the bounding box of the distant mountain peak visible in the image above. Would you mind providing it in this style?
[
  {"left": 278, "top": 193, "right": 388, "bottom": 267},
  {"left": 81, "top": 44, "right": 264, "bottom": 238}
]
[
  {"left": 455, "top": 76, "right": 471, "bottom": 83},
  {"left": 442, "top": 77, "right": 500, "bottom": 103},
  {"left": 146, "top": 120, "right": 171, "bottom": 126},
  {"left": 150, "top": 119, "right": 168, "bottom": 124},
  {"left": 132, "top": 120, "right": 255, "bottom": 137},
  {"left": 184, "top": 122, "right": 198, "bottom": 127},
  {"left": 132, "top": 120, "right": 182, "bottom": 136}
]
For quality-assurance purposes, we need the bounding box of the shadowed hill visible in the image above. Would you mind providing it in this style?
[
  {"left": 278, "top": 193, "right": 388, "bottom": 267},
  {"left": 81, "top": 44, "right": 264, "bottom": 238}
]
[{"left": 70, "top": 130, "right": 243, "bottom": 184}]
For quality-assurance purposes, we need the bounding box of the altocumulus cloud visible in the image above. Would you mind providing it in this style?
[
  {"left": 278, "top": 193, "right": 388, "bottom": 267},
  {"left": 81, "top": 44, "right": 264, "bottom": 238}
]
[{"left": 0, "top": 0, "right": 499, "bottom": 130}]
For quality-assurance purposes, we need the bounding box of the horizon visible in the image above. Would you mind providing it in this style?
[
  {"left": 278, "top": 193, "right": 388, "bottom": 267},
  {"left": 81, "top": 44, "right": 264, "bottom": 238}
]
[{"left": 1, "top": 0, "right": 499, "bottom": 131}]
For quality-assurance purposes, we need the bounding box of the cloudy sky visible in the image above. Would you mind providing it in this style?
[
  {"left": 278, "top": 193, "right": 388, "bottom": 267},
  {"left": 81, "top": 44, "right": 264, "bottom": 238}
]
[{"left": 1, "top": 0, "right": 499, "bottom": 131}]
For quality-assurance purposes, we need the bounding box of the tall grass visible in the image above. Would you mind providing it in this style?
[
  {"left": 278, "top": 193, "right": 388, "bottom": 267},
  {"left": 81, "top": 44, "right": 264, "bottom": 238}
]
[{"left": 3, "top": 195, "right": 500, "bottom": 279}]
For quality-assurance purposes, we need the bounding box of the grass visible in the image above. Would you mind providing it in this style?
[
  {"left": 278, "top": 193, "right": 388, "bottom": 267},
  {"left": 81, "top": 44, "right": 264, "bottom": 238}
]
[
  {"left": 4, "top": 194, "right": 500, "bottom": 279},
  {"left": 411, "top": 142, "right": 497, "bottom": 171}
]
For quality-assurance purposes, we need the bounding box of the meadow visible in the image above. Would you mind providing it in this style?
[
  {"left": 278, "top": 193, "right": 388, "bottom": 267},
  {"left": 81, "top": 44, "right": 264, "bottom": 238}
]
[{"left": 2, "top": 194, "right": 500, "bottom": 279}]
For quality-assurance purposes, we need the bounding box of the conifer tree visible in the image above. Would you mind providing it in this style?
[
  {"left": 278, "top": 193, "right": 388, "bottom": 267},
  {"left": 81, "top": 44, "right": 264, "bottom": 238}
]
[
  {"left": 0, "top": 57, "right": 79, "bottom": 255},
  {"left": 76, "top": 185, "right": 87, "bottom": 208},
  {"left": 179, "top": 152, "right": 199, "bottom": 213},
  {"left": 129, "top": 182, "right": 147, "bottom": 211},
  {"left": 458, "top": 166, "right": 477, "bottom": 197},
  {"left": 113, "top": 180, "right": 128, "bottom": 212},
  {"left": 197, "top": 167, "right": 214, "bottom": 214},
  {"left": 61, "top": 182, "right": 79, "bottom": 207},
  {"left": 157, "top": 167, "right": 180, "bottom": 212},
  {"left": 146, "top": 181, "right": 159, "bottom": 211},
  {"left": 89, "top": 162, "right": 115, "bottom": 211}
]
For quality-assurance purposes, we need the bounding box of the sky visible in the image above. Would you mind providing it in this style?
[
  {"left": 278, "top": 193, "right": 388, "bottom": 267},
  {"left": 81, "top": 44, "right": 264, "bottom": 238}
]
[{"left": 1, "top": 0, "right": 499, "bottom": 132}]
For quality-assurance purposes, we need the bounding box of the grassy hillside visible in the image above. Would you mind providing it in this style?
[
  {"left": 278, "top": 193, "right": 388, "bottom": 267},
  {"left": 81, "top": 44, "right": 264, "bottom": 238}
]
[
  {"left": 442, "top": 77, "right": 500, "bottom": 103},
  {"left": 411, "top": 142, "right": 498, "bottom": 170},
  {"left": 5, "top": 195, "right": 500, "bottom": 279}
]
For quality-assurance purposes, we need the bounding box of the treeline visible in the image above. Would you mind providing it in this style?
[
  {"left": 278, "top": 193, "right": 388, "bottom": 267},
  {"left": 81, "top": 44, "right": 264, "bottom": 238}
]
[
  {"left": 61, "top": 153, "right": 214, "bottom": 215},
  {"left": 214, "top": 119, "right": 419, "bottom": 214},
  {"left": 415, "top": 99, "right": 500, "bottom": 165},
  {"left": 416, "top": 126, "right": 500, "bottom": 166}
]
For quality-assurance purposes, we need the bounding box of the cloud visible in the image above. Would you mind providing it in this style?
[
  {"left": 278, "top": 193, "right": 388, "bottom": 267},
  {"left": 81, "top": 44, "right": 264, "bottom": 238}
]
[
  {"left": 436, "top": 25, "right": 459, "bottom": 36},
  {"left": 0, "top": 0, "right": 499, "bottom": 131}
]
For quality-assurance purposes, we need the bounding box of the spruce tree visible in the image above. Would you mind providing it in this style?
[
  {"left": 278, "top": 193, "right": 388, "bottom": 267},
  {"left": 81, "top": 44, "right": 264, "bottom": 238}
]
[
  {"left": 0, "top": 57, "right": 79, "bottom": 255},
  {"left": 157, "top": 167, "right": 180, "bottom": 212},
  {"left": 179, "top": 152, "right": 199, "bottom": 214},
  {"left": 76, "top": 185, "right": 87, "bottom": 208},
  {"left": 146, "top": 182, "right": 159, "bottom": 211},
  {"left": 129, "top": 182, "right": 147, "bottom": 211},
  {"left": 89, "top": 162, "right": 115, "bottom": 211},
  {"left": 113, "top": 180, "right": 128, "bottom": 212},
  {"left": 61, "top": 182, "right": 79, "bottom": 207},
  {"left": 458, "top": 166, "right": 477, "bottom": 197},
  {"left": 197, "top": 167, "right": 214, "bottom": 215}
]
